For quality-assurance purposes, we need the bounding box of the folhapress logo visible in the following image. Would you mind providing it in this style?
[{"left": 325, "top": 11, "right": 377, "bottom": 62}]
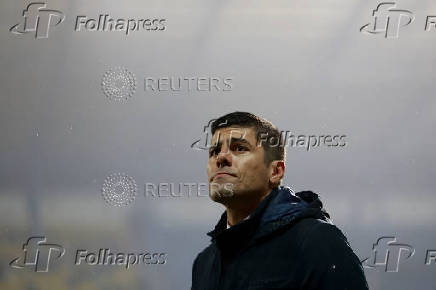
[
  {"left": 362, "top": 236, "right": 415, "bottom": 272},
  {"left": 360, "top": 2, "right": 414, "bottom": 38},
  {"left": 9, "top": 237, "right": 65, "bottom": 272},
  {"left": 191, "top": 118, "right": 229, "bottom": 150},
  {"left": 10, "top": 3, "right": 166, "bottom": 39},
  {"left": 75, "top": 15, "right": 166, "bottom": 35},
  {"left": 10, "top": 2, "right": 65, "bottom": 39}
]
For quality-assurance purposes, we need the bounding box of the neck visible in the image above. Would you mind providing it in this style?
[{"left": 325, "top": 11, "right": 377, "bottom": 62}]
[{"left": 225, "top": 188, "right": 271, "bottom": 226}]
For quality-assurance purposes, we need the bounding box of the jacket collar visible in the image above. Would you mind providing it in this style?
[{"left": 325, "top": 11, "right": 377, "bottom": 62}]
[
  {"left": 207, "top": 186, "right": 279, "bottom": 240},
  {"left": 206, "top": 186, "right": 331, "bottom": 251}
]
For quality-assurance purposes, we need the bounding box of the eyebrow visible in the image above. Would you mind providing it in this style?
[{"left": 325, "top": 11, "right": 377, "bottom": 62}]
[{"left": 209, "top": 137, "right": 252, "bottom": 152}]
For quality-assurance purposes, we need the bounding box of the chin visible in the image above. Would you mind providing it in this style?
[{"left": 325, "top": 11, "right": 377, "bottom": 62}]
[{"left": 209, "top": 182, "right": 235, "bottom": 203}]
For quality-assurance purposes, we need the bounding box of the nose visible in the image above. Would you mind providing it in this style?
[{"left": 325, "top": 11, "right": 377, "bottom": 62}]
[{"left": 216, "top": 146, "right": 232, "bottom": 168}]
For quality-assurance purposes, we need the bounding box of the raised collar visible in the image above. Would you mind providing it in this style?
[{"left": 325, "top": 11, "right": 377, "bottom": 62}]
[
  {"left": 206, "top": 187, "right": 279, "bottom": 242},
  {"left": 206, "top": 186, "right": 331, "bottom": 253}
]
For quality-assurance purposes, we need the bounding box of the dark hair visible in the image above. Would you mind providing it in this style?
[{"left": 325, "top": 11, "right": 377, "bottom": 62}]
[{"left": 210, "top": 111, "right": 286, "bottom": 165}]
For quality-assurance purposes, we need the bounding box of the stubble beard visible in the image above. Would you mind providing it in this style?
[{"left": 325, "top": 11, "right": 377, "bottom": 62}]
[{"left": 209, "top": 182, "right": 235, "bottom": 204}]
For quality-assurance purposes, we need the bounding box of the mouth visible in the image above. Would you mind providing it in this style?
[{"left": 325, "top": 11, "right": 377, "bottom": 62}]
[{"left": 212, "top": 172, "right": 236, "bottom": 181}]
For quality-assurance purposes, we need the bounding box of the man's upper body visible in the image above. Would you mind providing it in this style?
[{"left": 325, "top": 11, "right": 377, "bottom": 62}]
[
  {"left": 192, "top": 111, "right": 369, "bottom": 290},
  {"left": 191, "top": 186, "right": 369, "bottom": 290}
]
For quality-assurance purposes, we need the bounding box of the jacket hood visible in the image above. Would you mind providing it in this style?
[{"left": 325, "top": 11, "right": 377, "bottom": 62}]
[
  {"left": 207, "top": 186, "right": 331, "bottom": 244},
  {"left": 261, "top": 186, "right": 330, "bottom": 225}
]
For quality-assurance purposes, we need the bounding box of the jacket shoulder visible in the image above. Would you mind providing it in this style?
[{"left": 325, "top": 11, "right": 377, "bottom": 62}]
[
  {"left": 193, "top": 242, "right": 216, "bottom": 261},
  {"left": 299, "top": 218, "right": 351, "bottom": 252},
  {"left": 296, "top": 218, "right": 369, "bottom": 289},
  {"left": 191, "top": 243, "right": 219, "bottom": 290},
  {"left": 192, "top": 242, "right": 217, "bottom": 274},
  {"left": 295, "top": 218, "right": 343, "bottom": 240}
]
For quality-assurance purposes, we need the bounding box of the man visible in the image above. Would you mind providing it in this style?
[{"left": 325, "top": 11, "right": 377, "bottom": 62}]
[{"left": 191, "top": 112, "right": 369, "bottom": 290}]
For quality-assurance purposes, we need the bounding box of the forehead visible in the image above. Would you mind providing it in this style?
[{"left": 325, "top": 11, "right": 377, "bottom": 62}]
[{"left": 211, "top": 126, "right": 257, "bottom": 143}]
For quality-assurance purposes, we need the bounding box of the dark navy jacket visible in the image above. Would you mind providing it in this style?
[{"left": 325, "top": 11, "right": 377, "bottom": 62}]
[{"left": 191, "top": 186, "right": 369, "bottom": 290}]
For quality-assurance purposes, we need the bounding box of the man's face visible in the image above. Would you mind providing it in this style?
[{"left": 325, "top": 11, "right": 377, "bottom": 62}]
[{"left": 207, "top": 126, "right": 271, "bottom": 204}]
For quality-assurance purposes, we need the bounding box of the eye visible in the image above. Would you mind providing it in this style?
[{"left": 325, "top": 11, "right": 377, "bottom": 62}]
[
  {"left": 233, "top": 144, "right": 247, "bottom": 152},
  {"left": 209, "top": 147, "right": 219, "bottom": 157}
]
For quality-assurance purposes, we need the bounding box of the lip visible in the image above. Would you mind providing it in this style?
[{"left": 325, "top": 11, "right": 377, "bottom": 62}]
[{"left": 213, "top": 172, "right": 236, "bottom": 180}]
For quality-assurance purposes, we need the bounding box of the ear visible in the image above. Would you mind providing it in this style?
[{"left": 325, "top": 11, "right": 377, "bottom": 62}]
[{"left": 269, "top": 160, "right": 285, "bottom": 187}]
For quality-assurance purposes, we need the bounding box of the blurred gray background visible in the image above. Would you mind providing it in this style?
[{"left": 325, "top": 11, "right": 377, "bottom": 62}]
[{"left": 1, "top": 0, "right": 435, "bottom": 289}]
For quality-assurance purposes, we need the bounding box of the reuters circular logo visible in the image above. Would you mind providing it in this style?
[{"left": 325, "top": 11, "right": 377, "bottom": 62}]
[
  {"left": 101, "top": 67, "right": 136, "bottom": 101},
  {"left": 101, "top": 173, "right": 137, "bottom": 206}
]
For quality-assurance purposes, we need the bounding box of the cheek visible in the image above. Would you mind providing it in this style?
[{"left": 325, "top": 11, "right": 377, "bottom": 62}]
[
  {"left": 240, "top": 160, "right": 266, "bottom": 182},
  {"left": 206, "top": 161, "right": 213, "bottom": 176}
]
